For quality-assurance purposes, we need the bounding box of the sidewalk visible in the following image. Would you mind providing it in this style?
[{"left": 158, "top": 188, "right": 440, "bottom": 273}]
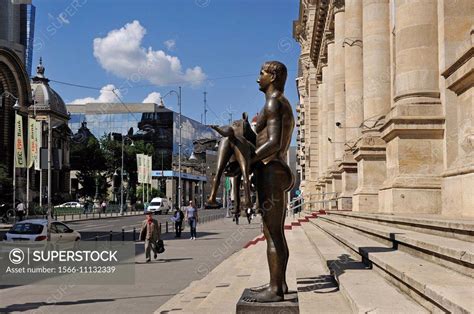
[{"left": 0, "top": 216, "right": 262, "bottom": 314}]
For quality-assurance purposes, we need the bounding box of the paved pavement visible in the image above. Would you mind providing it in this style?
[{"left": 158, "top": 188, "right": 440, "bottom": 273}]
[{"left": 0, "top": 215, "right": 262, "bottom": 314}]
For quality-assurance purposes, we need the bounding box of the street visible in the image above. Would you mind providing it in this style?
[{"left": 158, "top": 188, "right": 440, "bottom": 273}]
[{"left": 0, "top": 213, "right": 263, "bottom": 314}]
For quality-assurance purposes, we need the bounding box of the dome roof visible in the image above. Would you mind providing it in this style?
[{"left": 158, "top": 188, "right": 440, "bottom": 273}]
[{"left": 30, "top": 58, "right": 68, "bottom": 119}]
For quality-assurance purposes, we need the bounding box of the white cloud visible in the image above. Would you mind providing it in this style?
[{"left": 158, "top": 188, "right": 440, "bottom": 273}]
[
  {"left": 142, "top": 92, "right": 162, "bottom": 104},
  {"left": 164, "top": 39, "right": 176, "bottom": 51},
  {"left": 93, "top": 21, "right": 206, "bottom": 86},
  {"left": 70, "top": 84, "right": 119, "bottom": 104}
]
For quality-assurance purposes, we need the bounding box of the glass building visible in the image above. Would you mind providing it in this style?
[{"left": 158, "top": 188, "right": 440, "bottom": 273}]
[{"left": 67, "top": 102, "right": 219, "bottom": 206}]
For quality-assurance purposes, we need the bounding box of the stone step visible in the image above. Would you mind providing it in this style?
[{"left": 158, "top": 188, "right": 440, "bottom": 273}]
[
  {"left": 326, "top": 210, "right": 474, "bottom": 242},
  {"left": 155, "top": 248, "right": 249, "bottom": 313},
  {"left": 319, "top": 214, "right": 474, "bottom": 277},
  {"left": 310, "top": 218, "right": 474, "bottom": 313},
  {"left": 196, "top": 243, "right": 264, "bottom": 312},
  {"left": 182, "top": 245, "right": 262, "bottom": 310},
  {"left": 288, "top": 224, "right": 352, "bottom": 313},
  {"left": 301, "top": 221, "right": 429, "bottom": 313}
]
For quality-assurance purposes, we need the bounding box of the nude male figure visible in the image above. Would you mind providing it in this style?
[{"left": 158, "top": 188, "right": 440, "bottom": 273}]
[{"left": 250, "top": 61, "right": 295, "bottom": 302}]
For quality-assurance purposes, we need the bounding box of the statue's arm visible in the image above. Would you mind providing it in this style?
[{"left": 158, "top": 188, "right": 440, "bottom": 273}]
[{"left": 252, "top": 99, "right": 282, "bottom": 164}]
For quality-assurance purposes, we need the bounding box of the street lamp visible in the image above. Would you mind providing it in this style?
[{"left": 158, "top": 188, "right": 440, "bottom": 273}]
[
  {"left": 189, "top": 151, "right": 205, "bottom": 210},
  {"left": 1, "top": 92, "right": 21, "bottom": 219},
  {"left": 120, "top": 135, "right": 134, "bottom": 215},
  {"left": 160, "top": 87, "right": 182, "bottom": 209}
]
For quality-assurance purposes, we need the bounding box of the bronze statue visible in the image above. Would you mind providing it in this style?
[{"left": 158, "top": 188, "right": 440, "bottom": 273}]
[
  {"left": 207, "top": 61, "right": 294, "bottom": 303},
  {"left": 249, "top": 61, "right": 295, "bottom": 302},
  {"left": 207, "top": 113, "right": 256, "bottom": 214}
]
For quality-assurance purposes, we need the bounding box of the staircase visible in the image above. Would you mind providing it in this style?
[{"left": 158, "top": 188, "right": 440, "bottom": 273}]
[
  {"left": 155, "top": 210, "right": 474, "bottom": 313},
  {"left": 303, "top": 210, "right": 474, "bottom": 313}
]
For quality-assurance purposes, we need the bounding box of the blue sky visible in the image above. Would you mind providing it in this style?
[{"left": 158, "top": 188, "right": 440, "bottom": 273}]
[{"left": 32, "top": 0, "right": 300, "bottom": 129}]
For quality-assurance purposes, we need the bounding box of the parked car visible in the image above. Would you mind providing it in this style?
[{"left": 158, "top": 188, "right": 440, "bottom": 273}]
[
  {"left": 3, "top": 219, "right": 81, "bottom": 244},
  {"left": 54, "top": 201, "right": 82, "bottom": 209},
  {"left": 147, "top": 198, "right": 171, "bottom": 215}
]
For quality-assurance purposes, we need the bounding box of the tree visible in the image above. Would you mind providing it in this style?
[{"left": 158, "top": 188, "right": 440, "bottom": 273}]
[
  {"left": 70, "top": 136, "right": 108, "bottom": 199},
  {"left": 100, "top": 135, "right": 154, "bottom": 204},
  {"left": 136, "top": 186, "right": 164, "bottom": 202}
]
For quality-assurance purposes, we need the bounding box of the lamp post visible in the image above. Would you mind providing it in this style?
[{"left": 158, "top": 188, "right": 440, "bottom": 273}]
[
  {"left": 189, "top": 151, "right": 205, "bottom": 210},
  {"left": 160, "top": 86, "right": 182, "bottom": 209},
  {"left": 2, "top": 92, "right": 21, "bottom": 219},
  {"left": 120, "top": 135, "right": 134, "bottom": 215}
]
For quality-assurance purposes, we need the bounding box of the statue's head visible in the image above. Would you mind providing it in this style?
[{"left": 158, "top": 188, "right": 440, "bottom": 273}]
[{"left": 258, "top": 61, "right": 287, "bottom": 92}]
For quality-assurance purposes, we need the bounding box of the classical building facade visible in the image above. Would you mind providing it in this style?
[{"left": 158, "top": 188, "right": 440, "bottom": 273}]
[{"left": 294, "top": 0, "right": 473, "bottom": 216}]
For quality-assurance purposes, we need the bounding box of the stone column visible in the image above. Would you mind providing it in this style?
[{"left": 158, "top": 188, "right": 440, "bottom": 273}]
[
  {"left": 331, "top": 3, "right": 346, "bottom": 210},
  {"left": 352, "top": 0, "right": 390, "bottom": 212},
  {"left": 338, "top": 0, "right": 364, "bottom": 210},
  {"left": 380, "top": 0, "right": 444, "bottom": 214},
  {"left": 318, "top": 66, "right": 328, "bottom": 209},
  {"left": 334, "top": 5, "right": 346, "bottom": 162},
  {"left": 326, "top": 38, "right": 336, "bottom": 168},
  {"left": 326, "top": 35, "right": 339, "bottom": 209}
]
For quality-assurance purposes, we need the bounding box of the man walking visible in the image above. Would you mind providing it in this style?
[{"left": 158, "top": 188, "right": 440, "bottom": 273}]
[
  {"left": 173, "top": 207, "right": 184, "bottom": 238},
  {"left": 140, "top": 211, "right": 160, "bottom": 262},
  {"left": 16, "top": 200, "right": 25, "bottom": 221},
  {"left": 185, "top": 201, "right": 198, "bottom": 240}
]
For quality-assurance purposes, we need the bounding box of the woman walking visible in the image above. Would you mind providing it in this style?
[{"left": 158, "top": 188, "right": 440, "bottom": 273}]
[{"left": 185, "top": 201, "right": 198, "bottom": 240}]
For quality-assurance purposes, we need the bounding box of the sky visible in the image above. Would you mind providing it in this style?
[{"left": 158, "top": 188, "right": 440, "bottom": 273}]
[{"left": 32, "top": 0, "right": 301, "bottom": 134}]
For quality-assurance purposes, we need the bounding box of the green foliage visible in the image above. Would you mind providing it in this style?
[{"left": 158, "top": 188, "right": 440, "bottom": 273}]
[
  {"left": 136, "top": 185, "right": 164, "bottom": 201},
  {"left": 100, "top": 136, "right": 154, "bottom": 203},
  {"left": 70, "top": 137, "right": 108, "bottom": 198}
]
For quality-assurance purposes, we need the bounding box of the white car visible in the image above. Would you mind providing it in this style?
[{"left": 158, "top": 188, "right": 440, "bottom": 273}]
[
  {"left": 3, "top": 219, "right": 81, "bottom": 244},
  {"left": 147, "top": 198, "right": 171, "bottom": 215},
  {"left": 54, "top": 201, "right": 82, "bottom": 209}
]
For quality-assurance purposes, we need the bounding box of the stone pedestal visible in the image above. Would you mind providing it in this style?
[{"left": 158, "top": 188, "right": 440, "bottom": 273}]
[
  {"left": 323, "top": 175, "right": 333, "bottom": 210},
  {"left": 353, "top": 134, "right": 386, "bottom": 212},
  {"left": 379, "top": 108, "right": 444, "bottom": 214},
  {"left": 338, "top": 152, "right": 358, "bottom": 210},
  {"left": 329, "top": 166, "right": 342, "bottom": 210}
]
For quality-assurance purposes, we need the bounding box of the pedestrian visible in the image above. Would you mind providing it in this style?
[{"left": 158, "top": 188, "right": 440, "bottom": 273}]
[
  {"left": 101, "top": 200, "right": 107, "bottom": 213},
  {"left": 246, "top": 207, "right": 253, "bottom": 224},
  {"left": 16, "top": 200, "right": 25, "bottom": 221},
  {"left": 185, "top": 200, "right": 198, "bottom": 240},
  {"left": 139, "top": 211, "right": 160, "bottom": 263},
  {"left": 173, "top": 207, "right": 185, "bottom": 238}
]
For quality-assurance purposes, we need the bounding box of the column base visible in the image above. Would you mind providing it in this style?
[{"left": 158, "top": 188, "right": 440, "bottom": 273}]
[
  {"left": 337, "top": 197, "right": 352, "bottom": 210},
  {"left": 353, "top": 133, "right": 387, "bottom": 213},
  {"left": 352, "top": 191, "right": 379, "bottom": 212},
  {"left": 378, "top": 187, "right": 441, "bottom": 214},
  {"left": 441, "top": 164, "right": 474, "bottom": 217}
]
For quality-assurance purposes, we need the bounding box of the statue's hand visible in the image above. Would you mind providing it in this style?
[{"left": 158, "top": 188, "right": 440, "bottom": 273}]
[{"left": 212, "top": 125, "right": 235, "bottom": 137}]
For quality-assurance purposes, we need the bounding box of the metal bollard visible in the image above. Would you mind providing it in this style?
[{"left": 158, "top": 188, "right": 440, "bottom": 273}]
[
  {"left": 122, "top": 228, "right": 125, "bottom": 241},
  {"left": 133, "top": 227, "right": 136, "bottom": 241},
  {"left": 95, "top": 235, "right": 98, "bottom": 241},
  {"left": 72, "top": 213, "right": 74, "bottom": 220},
  {"left": 159, "top": 223, "right": 162, "bottom": 234},
  {"left": 166, "top": 221, "right": 168, "bottom": 233},
  {"left": 99, "top": 212, "right": 101, "bottom": 219},
  {"left": 109, "top": 230, "right": 113, "bottom": 242}
]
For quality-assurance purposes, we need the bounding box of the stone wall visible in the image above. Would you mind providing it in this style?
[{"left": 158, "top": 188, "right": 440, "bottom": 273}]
[{"left": 293, "top": 0, "right": 473, "bottom": 217}]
